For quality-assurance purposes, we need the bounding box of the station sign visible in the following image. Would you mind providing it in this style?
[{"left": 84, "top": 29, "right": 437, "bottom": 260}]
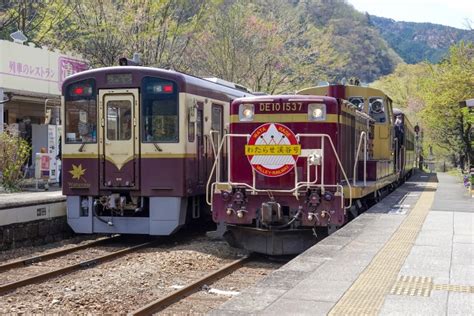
[
  {"left": 245, "top": 123, "right": 300, "bottom": 177},
  {"left": 0, "top": 40, "right": 88, "bottom": 96}
]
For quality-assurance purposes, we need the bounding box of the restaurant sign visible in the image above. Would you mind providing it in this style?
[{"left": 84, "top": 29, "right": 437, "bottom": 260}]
[{"left": 0, "top": 40, "right": 88, "bottom": 95}]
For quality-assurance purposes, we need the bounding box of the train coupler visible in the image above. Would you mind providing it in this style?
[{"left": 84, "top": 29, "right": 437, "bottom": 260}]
[{"left": 260, "top": 201, "right": 282, "bottom": 225}]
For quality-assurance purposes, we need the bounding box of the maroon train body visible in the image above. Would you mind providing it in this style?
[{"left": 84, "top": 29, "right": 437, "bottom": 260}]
[
  {"left": 208, "top": 85, "right": 417, "bottom": 255},
  {"left": 61, "top": 66, "right": 252, "bottom": 235}
]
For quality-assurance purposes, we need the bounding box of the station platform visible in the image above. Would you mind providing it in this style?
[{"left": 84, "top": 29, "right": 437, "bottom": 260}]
[
  {"left": 0, "top": 189, "right": 65, "bottom": 210},
  {"left": 0, "top": 189, "right": 66, "bottom": 226},
  {"left": 0, "top": 189, "right": 68, "bottom": 250},
  {"left": 212, "top": 172, "right": 473, "bottom": 315}
]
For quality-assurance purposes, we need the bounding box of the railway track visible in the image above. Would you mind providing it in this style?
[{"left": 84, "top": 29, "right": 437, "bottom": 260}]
[
  {"left": 0, "top": 236, "right": 156, "bottom": 295},
  {"left": 0, "top": 236, "right": 118, "bottom": 273},
  {"left": 131, "top": 255, "right": 253, "bottom": 315},
  {"left": 1, "top": 233, "right": 282, "bottom": 314}
]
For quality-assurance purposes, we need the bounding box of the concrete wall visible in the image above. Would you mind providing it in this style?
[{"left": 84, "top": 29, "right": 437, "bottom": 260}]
[{"left": 0, "top": 216, "right": 73, "bottom": 251}]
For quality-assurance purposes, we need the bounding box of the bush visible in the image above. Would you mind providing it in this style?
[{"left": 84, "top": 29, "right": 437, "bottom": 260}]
[{"left": 0, "top": 125, "right": 31, "bottom": 192}]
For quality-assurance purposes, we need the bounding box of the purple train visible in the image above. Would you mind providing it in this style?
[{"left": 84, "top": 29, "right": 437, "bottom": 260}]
[{"left": 61, "top": 66, "right": 252, "bottom": 235}]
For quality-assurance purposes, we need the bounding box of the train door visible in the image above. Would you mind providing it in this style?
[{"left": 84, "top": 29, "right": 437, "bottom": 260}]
[
  {"left": 99, "top": 89, "right": 139, "bottom": 189},
  {"left": 196, "top": 103, "right": 205, "bottom": 185},
  {"left": 211, "top": 104, "right": 224, "bottom": 181}
]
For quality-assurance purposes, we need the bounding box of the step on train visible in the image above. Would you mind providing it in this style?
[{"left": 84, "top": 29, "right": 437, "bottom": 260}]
[{"left": 207, "top": 84, "right": 418, "bottom": 255}]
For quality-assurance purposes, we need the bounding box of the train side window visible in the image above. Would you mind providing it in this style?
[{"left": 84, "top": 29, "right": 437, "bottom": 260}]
[
  {"left": 188, "top": 110, "right": 195, "bottom": 142},
  {"left": 141, "top": 77, "right": 179, "bottom": 143},
  {"left": 211, "top": 104, "right": 223, "bottom": 157},
  {"left": 65, "top": 79, "right": 97, "bottom": 144}
]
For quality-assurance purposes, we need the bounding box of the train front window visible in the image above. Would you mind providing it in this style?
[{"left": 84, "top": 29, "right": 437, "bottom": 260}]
[
  {"left": 107, "top": 100, "right": 132, "bottom": 141},
  {"left": 65, "top": 79, "right": 97, "bottom": 143},
  {"left": 142, "top": 77, "right": 178, "bottom": 143},
  {"left": 369, "top": 97, "right": 386, "bottom": 123}
]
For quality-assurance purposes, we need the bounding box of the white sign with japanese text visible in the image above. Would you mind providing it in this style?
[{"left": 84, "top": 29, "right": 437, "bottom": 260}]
[{"left": 0, "top": 40, "right": 88, "bottom": 96}]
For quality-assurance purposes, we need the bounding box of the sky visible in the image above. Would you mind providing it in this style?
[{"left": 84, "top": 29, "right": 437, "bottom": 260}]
[{"left": 347, "top": 0, "right": 473, "bottom": 30}]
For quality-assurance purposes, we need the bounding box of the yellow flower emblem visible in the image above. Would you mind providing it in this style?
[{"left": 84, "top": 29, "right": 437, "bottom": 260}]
[{"left": 69, "top": 164, "right": 86, "bottom": 180}]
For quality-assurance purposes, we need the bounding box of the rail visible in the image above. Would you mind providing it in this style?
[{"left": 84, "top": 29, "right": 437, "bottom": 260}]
[
  {"left": 130, "top": 255, "right": 252, "bottom": 315},
  {"left": 0, "top": 235, "right": 118, "bottom": 273},
  {"left": 206, "top": 133, "right": 352, "bottom": 210},
  {"left": 0, "top": 240, "right": 155, "bottom": 295}
]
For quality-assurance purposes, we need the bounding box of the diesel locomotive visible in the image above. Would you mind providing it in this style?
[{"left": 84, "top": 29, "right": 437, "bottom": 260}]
[
  {"left": 61, "top": 66, "right": 252, "bottom": 235},
  {"left": 208, "top": 84, "right": 416, "bottom": 255}
]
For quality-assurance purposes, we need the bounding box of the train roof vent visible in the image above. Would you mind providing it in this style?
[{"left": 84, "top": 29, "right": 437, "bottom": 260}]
[{"left": 204, "top": 77, "right": 251, "bottom": 92}]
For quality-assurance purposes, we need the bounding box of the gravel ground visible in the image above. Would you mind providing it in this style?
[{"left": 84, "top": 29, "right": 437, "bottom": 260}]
[
  {"left": 0, "top": 242, "right": 131, "bottom": 286},
  {"left": 0, "top": 235, "right": 248, "bottom": 314},
  {"left": 159, "top": 257, "right": 288, "bottom": 315},
  {"left": 0, "top": 235, "right": 104, "bottom": 263}
]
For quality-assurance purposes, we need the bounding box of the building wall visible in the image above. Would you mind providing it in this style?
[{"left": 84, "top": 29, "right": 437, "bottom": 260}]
[{"left": 0, "top": 40, "right": 88, "bottom": 131}]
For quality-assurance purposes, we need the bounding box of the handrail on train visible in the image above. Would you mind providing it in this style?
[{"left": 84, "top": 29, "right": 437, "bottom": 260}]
[{"left": 206, "top": 133, "right": 352, "bottom": 210}]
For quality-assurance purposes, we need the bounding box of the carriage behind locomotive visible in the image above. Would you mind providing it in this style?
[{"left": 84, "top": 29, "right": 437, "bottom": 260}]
[{"left": 207, "top": 85, "right": 416, "bottom": 255}]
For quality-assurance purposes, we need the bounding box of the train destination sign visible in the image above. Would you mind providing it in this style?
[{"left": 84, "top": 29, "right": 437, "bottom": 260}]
[{"left": 245, "top": 123, "right": 301, "bottom": 177}]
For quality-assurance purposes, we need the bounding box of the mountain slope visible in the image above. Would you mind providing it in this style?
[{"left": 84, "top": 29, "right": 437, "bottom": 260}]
[
  {"left": 296, "top": 0, "right": 403, "bottom": 83},
  {"left": 368, "top": 15, "right": 474, "bottom": 64}
]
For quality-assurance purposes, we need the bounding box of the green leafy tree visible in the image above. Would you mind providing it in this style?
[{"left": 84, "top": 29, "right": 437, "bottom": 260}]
[
  {"left": 187, "top": 0, "right": 297, "bottom": 93},
  {"left": 37, "top": 0, "right": 211, "bottom": 68},
  {"left": 0, "top": 0, "right": 73, "bottom": 45},
  {"left": 187, "top": 0, "right": 346, "bottom": 93},
  {"left": 0, "top": 127, "right": 31, "bottom": 192},
  {"left": 421, "top": 42, "right": 474, "bottom": 168},
  {"left": 372, "top": 62, "right": 431, "bottom": 123}
]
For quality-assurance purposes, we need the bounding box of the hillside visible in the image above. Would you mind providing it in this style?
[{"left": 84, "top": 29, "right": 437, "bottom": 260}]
[
  {"left": 368, "top": 15, "right": 474, "bottom": 64},
  {"left": 295, "top": 0, "right": 403, "bottom": 83},
  {"left": 1, "top": 0, "right": 470, "bottom": 89}
]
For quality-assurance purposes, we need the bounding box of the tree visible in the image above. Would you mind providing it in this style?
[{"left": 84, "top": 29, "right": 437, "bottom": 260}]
[
  {"left": 372, "top": 62, "right": 430, "bottom": 123},
  {"left": 0, "top": 126, "right": 30, "bottom": 192},
  {"left": 187, "top": 0, "right": 297, "bottom": 93},
  {"left": 187, "top": 0, "right": 346, "bottom": 93},
  {"left": 0, "top": 0, "right": 73, "bottom": 45},
  {"left": 37, "top": 0, "right": 211, "bottom": 68},
  {"left": 421, "top": 42, "right": 474, "bottom": 168}
]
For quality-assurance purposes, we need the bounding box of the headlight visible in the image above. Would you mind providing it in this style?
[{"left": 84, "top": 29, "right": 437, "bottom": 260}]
[
  {"left": 308, "top": 103, "right": 326, "bottom": 121},
  {"left": 239, "top": 103, "right": 254, "bottom": 121}
]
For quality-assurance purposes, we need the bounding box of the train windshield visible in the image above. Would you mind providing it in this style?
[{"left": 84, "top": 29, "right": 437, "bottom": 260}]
[
  {"left": 141, "top": 77, "right": 179, "bottom": 143},
  {"left": 106, "top": 100, "right": 132, "bottom": 140},
  {"left": 64, "top": 79, "right": 97, "bottom": 143}
]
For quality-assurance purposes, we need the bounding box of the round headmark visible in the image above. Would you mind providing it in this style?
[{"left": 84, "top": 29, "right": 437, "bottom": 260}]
[{"left": 245, "top": 123, "right": 301, "bottom": 177}]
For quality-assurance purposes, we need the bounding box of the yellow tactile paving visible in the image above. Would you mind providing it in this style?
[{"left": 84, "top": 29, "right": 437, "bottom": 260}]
[
  {"left": 329, "top": 179, "right": 438, "bottom": 316},
  {"left": 389, "top": 275, "right": 474, "bottom": 297},
  {"left": 433, "top": 284, "right": 474, "bottom": 293}
]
